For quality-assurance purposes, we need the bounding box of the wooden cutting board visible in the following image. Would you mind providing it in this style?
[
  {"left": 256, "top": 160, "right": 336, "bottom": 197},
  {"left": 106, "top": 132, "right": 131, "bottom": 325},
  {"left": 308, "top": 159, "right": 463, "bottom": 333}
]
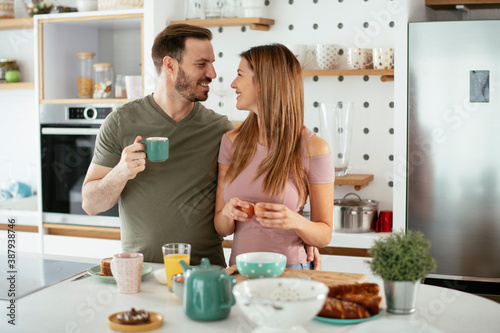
[{"left": 225, "top": 265, "right": 366, "bottom": 286}]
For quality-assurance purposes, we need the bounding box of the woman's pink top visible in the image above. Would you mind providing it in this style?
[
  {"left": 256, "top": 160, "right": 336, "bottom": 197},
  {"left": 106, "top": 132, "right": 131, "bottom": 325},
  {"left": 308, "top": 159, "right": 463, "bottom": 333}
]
[{"left": 218, "top": 129, "right": 335, "bottom": 265}]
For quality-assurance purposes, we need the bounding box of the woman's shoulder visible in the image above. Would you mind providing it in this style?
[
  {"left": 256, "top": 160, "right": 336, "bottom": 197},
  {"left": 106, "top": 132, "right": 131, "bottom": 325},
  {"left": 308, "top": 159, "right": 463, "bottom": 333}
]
[
  {"left": 224, "top": 129, "right": 239, "bottom": 143},
  {"left": 306, "top": 131, "right": 331, "bottom": 157}
]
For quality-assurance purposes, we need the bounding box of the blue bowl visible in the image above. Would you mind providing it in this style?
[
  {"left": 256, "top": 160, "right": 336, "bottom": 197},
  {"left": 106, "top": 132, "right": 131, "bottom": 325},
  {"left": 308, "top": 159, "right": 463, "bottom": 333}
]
[{"left": 236, "top": 252, "right": 287, "bottom": 279}]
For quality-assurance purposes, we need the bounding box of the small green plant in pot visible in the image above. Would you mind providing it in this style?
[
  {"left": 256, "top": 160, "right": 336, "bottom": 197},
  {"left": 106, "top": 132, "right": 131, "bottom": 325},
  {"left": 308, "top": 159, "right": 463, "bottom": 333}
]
[{"left": 368, "top": 230, "right": 436, "bottom": 314}]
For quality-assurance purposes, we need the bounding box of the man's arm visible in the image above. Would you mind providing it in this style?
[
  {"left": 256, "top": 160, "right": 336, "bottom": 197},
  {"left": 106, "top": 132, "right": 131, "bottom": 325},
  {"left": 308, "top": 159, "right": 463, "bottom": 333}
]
[{"left": 82, "top": 136, "right": 146, "bottom": 215}]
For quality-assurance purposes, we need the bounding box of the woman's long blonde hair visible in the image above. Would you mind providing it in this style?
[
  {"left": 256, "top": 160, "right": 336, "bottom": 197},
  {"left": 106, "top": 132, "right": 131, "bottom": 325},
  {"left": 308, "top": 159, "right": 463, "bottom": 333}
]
[{"left": 225, "top": 44, "right": 308, "bottom": 204}]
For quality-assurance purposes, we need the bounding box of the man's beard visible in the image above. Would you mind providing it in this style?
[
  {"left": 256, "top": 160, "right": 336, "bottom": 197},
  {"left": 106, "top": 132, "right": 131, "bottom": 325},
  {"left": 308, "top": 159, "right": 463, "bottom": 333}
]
[{"left": 175, "top": 66, "right": 210, "bottom": 102}]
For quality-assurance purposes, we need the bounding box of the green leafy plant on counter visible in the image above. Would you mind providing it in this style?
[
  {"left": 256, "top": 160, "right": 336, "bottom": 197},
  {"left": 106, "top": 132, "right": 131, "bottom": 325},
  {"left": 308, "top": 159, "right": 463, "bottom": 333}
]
[{"left": 368, "top": 230, "right": 437, "bottom": 282}]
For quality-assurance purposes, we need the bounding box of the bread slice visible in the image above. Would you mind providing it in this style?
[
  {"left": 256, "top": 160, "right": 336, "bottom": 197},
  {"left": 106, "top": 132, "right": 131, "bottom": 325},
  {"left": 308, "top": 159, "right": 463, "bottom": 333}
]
[{"left": 99, "top": 257, "right": 113, "bottom": 276}]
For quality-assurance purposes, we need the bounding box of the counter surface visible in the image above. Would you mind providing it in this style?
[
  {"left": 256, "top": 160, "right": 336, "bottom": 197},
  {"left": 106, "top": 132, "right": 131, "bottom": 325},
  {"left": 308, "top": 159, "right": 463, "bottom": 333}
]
[{"left": 1, "top": 253, "right": 500, "bottom": 333}]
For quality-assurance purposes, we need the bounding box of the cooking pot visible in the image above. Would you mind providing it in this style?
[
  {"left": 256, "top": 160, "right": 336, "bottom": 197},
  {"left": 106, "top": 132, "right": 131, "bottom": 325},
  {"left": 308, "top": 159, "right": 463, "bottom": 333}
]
[{"left": 334, "top": 193, "right": 378, "bottom": 233}]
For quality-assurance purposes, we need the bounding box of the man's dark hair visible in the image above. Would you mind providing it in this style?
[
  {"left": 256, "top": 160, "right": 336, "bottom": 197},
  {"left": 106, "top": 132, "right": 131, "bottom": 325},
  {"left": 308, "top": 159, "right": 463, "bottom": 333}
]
[{"left": 151, "top": 23, "right": 213, "bottom": 75}]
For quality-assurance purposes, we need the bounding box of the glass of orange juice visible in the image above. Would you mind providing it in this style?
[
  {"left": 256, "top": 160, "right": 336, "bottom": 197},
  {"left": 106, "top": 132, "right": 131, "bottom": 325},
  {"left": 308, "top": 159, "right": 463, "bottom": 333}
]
[{"left": 162, "top": 243, "right": 191, "bottom": 288}]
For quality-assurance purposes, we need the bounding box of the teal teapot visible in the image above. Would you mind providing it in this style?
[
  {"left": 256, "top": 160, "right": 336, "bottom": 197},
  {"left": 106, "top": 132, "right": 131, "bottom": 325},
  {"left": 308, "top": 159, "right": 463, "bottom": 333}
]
[{"left": 179, "top": 258, "right": 235, "bottom": 321}]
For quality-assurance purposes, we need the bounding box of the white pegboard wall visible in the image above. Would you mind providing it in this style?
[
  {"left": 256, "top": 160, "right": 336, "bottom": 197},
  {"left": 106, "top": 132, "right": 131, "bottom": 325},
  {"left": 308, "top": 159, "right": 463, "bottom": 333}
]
[{"left": 192, "top": 0, "right": 397, "bottom": 210}]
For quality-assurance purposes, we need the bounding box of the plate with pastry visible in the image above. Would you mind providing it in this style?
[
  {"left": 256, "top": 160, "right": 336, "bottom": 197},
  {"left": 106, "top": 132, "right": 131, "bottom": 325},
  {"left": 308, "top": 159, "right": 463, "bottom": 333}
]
[
  {"left": 315, "top": 282, "right": 383, "bottom": 325},
  {"left": 108, "top": 308, "right": 163, "bottom": 332},
  {"left": 88, "top": 257, "right": 154, "bottom": 282}
]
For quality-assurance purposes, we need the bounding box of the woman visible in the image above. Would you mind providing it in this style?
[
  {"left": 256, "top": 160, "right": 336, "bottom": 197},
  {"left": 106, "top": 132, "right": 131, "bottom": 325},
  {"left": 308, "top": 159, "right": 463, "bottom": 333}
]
[{"left": 214, "top": 44, "right": 334, "bottom": 269}]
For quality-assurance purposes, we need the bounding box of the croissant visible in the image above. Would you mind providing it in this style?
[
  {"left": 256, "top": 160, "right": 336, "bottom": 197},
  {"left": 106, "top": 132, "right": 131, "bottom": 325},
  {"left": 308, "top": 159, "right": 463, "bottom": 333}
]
[
  {"left": 318, "top": 283, "right": 382, "bottom": 319},
  {"left": 317, "top": 297, "right": 371, "bottom": 319}
]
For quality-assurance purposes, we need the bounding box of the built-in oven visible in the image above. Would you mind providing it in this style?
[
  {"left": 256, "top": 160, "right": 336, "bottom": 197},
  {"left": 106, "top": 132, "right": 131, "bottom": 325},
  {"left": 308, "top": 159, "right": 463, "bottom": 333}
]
[{"left": 40, "top": 104, "right": 121, "bottom": 227}]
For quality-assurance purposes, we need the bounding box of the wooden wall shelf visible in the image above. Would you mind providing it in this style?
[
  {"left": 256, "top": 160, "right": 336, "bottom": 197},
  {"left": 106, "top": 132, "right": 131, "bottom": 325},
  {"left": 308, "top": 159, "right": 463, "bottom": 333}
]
[
  {"left": 303, "top": 69, "right": 394, "bottom": 82},
  {"left": 40, "top": 98, "right": 133, "bottom": 104},
  {"left": 0, "top": 17, "right": 33, "bottom": 30},
  {"left": 0, "top": 82, "right": 34, "bottom": 90},
  {"left": 171, "top": 17, "right": 275, "bottom": 31},
  {"left": 335, "top": 174, "right": 374, "bottom": 191},
  {"left": 426, "top": 0, "right": 500, "bottom": 7}
]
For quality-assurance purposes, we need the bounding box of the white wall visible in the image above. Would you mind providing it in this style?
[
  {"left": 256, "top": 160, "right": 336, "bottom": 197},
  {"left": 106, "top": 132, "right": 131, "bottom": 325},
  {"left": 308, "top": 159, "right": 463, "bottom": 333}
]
[{"left": 1, "top": 0, "right": 415, "bottom": 265}]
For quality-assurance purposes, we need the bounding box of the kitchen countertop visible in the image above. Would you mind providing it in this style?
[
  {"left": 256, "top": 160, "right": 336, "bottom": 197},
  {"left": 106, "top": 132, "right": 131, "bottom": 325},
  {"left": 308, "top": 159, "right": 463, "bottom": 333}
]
[{"left": 1, "top": 253, "right": 500, "bottom": 333}]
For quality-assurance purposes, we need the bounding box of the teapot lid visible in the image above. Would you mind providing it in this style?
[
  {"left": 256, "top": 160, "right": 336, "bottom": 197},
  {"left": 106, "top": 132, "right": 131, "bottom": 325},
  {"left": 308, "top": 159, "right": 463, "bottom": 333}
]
[{"left": 190, "top": 258, "right": 226, "bottom": 274}]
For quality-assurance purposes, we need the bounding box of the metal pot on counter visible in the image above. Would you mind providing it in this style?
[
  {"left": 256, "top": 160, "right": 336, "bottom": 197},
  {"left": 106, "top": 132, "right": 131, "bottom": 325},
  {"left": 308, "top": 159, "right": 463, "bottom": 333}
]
[{"left": 334, "top": 193, "right": 378, "bottom": 233}]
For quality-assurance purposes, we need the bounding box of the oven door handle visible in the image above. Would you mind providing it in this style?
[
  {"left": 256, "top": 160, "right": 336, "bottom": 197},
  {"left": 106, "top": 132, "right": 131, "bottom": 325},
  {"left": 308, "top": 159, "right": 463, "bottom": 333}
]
[{"left": 41, "top": 128, "right": 101, "bottom": 135}]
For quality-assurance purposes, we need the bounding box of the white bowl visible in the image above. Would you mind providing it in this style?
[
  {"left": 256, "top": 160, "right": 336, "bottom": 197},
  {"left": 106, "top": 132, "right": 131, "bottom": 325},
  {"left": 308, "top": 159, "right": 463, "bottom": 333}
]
[
  {"left": 76, "top": 0, "right": 98, "bottom": 12},
  {"left": 233, "top": 278, "right": 328, "bottom": 331},
  {"left": 153, "top": 268, "right": 167, "bottom": 285}
]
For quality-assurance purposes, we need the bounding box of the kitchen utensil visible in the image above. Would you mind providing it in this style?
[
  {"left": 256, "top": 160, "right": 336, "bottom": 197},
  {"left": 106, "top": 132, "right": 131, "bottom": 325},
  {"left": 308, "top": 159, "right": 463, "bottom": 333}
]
[
  {"left": 235, "top": 252, "right": 286, "bottom": 279},
  {"left": 108, "top": 311, "right": 163, "bottom": 331},
  {"left": 315, "top": 44, "right": 344, "bottom": 70},
  {"left": 347, "top": 48, "right": 373, "bottom": 69},
  {"left": 315, "top": 310, "right": 383, "bottom": 325},
  {"left": 98, "top": 0, "right": 144, "bottom": 10},
  {"left": 87, "top": 264, "right": 153, "bottom": 282},
  {"left": 373, "top": 47, "right": 394, "bottom": 69},
  {"left": 319, "top": 101, "right": 354, "bottom": 176},
  {"left": 375, "top": 210, "right": 393, "bottom": 232},
  {"left": 110, "top": 253, "right": 143, "bottom": 294},
  {"left": 77, "top": 52, "right": 95, "bottom": 98},
  {"left": 140, "top": 137, "right": 169, "bottom": 162},
  {"left": 185, "top": 0, "right": 205, "bottom": 19},
  {"left": 93, "top": 63, "right": 113, "bottom": 98},
  {"left": 180, "top": 258, "right": 235, "bottom": 321},
  {"left": 205, "top": 0, "right": 224, "bottom": 18},
  {"left": 125, "top": 75, "right": 142, "bottom": 99},
  {"left": 334, "top": 193, "right": 378, "bottom": 233},
  {"left": 76, "top": 0, "right": 98, "bottom": 12},
  {"left": 0, "top": 0, "right": 14, "bottom": 18},
  {"left": 233, "top": 277, "right": 328, "bottom": 332},
  {"left": 162, "top": 243, "right": 190, "bottom": 288},
  {"left": 171, "top": 273, "right": 184, "bottom": 299},
  {"left": 286, "top": 44, "right": 316, "bottom": 69},
  {"left": 70, "top": 272, "right": 90, "bottom": 281}
]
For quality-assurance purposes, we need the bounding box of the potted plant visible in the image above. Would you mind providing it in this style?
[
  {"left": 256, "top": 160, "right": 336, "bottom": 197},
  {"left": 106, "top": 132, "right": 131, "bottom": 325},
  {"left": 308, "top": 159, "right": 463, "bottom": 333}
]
[{"left": 368, "top": 230, "right": 436, "bottom": 314}]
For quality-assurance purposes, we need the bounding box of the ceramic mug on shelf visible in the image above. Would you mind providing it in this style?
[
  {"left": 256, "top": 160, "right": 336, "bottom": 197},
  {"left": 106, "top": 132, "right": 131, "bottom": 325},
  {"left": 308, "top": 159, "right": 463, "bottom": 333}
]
[
  {"left": 375, "top": 210, "right": 393, "bottom": 232},
  {"left": 347, "top": 48, "right": 373, "bottom": 70},
  {"left": 372, "top": 47, "right": 394, "bottom": 69},
  {"left": 286, "top": 44, "right": 316, "bottom": 69},
  {"left": 315, "top": 44, "right": 344, "bottom": 70}
]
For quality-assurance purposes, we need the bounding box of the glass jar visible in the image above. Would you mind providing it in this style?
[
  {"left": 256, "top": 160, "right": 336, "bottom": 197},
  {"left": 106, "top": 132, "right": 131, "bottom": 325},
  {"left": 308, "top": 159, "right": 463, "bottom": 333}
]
[
  {"left": 114, "top": 74, "right": 127, "bottom": 98},
  {"left": 0, "top": 59, "right": 20, "bottom": 83},
  {"left": 93, "top": 63, "right": 113, "bottom": 98},
  {"left": 76, "top": 52, "right": 95, "bottom": 98}
]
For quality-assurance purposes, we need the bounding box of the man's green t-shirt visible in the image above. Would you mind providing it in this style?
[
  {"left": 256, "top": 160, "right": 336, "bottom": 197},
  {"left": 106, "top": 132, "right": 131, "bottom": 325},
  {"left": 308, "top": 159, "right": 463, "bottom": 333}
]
[{"left": 92, "top": 95, "right": 234, "bottom": 265}]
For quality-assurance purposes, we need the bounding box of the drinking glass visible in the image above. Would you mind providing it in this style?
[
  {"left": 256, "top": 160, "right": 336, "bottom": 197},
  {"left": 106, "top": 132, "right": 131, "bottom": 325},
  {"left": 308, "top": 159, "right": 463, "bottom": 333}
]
[
  {"left": 319, "top": 102, "right": 354, "bottom": 177},
  {"left": 162, "top": 243, "right": 191, "bottom": 288}
]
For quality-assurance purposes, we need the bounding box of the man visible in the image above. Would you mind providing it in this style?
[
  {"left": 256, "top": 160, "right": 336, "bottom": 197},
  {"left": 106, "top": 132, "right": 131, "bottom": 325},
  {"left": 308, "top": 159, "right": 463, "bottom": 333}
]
[{"left": 82, "top": 24, "right": 234, "bottom": 266}]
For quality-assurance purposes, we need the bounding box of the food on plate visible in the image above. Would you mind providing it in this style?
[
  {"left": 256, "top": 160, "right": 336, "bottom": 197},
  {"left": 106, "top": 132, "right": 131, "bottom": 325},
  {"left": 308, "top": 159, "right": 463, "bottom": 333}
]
[
  {"left": 240, "top": 203, "right": 255, "bottom": 218},
  {"left": 318, "top": 297, "right": 371, "bottom": 319},
  {"left": 318, "top": 282, "right": 382, "bottom": 319},
  {"left": 327, "top": 282, "right": 380, "bottom": 298},
  {"left": 116, "top": 308, "right": 150, "bottom": 325},
  {"left": 99, "top": 257, "right": 113, "bottom": 276}
]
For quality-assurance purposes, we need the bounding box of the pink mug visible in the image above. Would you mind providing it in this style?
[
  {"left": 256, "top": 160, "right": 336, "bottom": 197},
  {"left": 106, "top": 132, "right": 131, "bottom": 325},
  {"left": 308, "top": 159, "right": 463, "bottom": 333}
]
[
  {"left": 110, "top": 253, "right": 143, "bottom": 294},
  {"left": 375, "top": 211, "right": 393, "bottom": 233}
]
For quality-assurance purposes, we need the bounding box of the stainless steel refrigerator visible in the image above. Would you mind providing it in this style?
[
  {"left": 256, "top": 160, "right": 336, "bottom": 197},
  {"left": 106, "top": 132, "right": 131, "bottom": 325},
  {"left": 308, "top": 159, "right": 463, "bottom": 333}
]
[{"left": 408, "top": 20, "right": 500, "bottom": 297}]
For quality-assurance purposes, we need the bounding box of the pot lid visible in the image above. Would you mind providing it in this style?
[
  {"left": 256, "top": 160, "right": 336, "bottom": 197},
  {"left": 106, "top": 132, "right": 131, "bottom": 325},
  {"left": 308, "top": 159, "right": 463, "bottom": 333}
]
[{"left": 334, "top": 193, "right": 378, "bottom": 207}]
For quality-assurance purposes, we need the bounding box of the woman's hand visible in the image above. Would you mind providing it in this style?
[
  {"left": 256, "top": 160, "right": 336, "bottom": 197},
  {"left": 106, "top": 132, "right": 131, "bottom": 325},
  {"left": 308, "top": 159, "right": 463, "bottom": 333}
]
[
  {"left": 254, "top": 202, "right": 302, "bottom": 230},
  {"left": 224, "top": 197, "right": 254, "bottom": 222}
]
